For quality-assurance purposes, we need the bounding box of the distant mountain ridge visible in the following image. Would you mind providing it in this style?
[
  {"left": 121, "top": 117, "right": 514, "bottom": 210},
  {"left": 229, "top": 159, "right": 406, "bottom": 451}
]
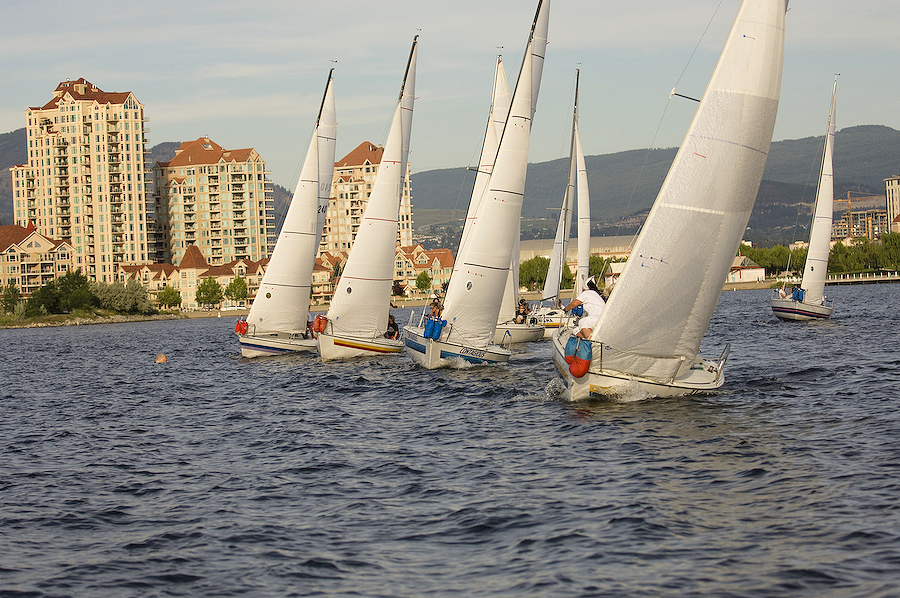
[
  {"left": 410, "top": 124, "right": 900, "bottom": 243},
  {"left": 3, "top": 125, "right": 899, "bottom": 244}
]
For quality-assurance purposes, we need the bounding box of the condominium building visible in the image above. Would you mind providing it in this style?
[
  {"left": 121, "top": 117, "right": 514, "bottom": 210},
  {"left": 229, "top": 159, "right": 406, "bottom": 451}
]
[
  {"left": 319, "top": 141, "right": 414, "bottom": 254},
  {"left": 10, "top": 78, "right": 151, "bottom": 282},
  {"left": 0, "top": 222, "right": 74, "bottom": 297},
  {"left": 886, "top": 175, "right": 900, "bottom": 227},
  {"left": 152, "top": 137, "right": 274, "bottom": 266}
]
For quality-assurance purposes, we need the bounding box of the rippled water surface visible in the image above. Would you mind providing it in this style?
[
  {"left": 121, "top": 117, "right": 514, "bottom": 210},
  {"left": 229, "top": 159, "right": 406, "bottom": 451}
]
[{"left": 3, "top": 284, "right": 900, "bottom": 597}]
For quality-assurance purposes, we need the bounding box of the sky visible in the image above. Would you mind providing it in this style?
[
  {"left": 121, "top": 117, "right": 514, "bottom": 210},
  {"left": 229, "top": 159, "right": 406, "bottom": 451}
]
[{"left": 3, "top": 0, "right": 899, "bottom": 190}]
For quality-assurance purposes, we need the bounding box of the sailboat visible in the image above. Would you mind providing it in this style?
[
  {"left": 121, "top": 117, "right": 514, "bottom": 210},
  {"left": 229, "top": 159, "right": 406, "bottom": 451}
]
[
  {"left": 771, "top": 80, "right": 837, "bottom": 320},
  {"left": 532, "top": 69, "right": 590, "bottom": 339},
  {"left": 237, "top": 70, "right": 336, "bottom": 358},
  {"left": 316, "top": 37, "right": 417, "bottom": 361},
  {"left": 404, "top": 0, "right": 549, "bottom": 368},
  {"left": 552, "top": 0, "right": 787, "bottom": 399}
]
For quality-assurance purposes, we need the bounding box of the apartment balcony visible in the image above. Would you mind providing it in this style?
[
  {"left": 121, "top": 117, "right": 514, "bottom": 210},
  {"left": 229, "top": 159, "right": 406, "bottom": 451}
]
[
  {"left": 106, "top": 113, "right": 120, "bottom": 122},
  {"left": 111, "top": 224, "right": 125, "bottom": 234},
  {"left": 230, "top": 183, "right": 245, "bottom": 192}
]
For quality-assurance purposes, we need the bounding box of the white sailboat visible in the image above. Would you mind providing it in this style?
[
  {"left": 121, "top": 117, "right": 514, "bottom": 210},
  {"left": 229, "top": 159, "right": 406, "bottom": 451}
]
[
  {"left": 532, "top": 70, "right": 589, "bottom": 339},
  {"left": 404, "top": 0, "right": 549, "bottom": 368},
  {"left": 237, "top": 70, "right": 336, "bottom": 358},
  {"left": 316, "top": 37, "right": 417, "bottom": 360},
  {"left": 552, "top": 0, "right": 787, "bottom": 399},
  {"left": 771, "top": 80, "right": 837, "bottom": 320}
]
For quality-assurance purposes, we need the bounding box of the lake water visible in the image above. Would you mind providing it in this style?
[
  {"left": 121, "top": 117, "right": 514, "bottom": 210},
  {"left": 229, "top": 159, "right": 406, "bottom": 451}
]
[{"left": 2, "top": 284, "right": 899, "bottom": 597}]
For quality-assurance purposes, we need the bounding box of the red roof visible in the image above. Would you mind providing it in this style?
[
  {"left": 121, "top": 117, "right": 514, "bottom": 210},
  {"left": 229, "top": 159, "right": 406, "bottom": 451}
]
[
  {"left": 34, "top": 78, "right": 134, "bottom": 110},
  {"left": 158, "top": 137, "right": 257, "bottom": 168},
  {"left": 179, "top": 245, "right": 209, "bottom": 270},
  {"left": 335, "top": 142, "right": 383, "bottom": 168}
]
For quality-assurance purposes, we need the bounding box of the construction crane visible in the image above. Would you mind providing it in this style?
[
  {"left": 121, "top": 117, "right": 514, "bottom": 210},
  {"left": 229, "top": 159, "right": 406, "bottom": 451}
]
[{"left": 834, "top": 191, "right": 872, "bottom": 238}]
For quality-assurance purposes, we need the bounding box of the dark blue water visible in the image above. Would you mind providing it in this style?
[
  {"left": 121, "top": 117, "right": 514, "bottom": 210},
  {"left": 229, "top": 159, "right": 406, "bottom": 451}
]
[{"left": 2, "top": 284, "right": 900, "bottom": 597}]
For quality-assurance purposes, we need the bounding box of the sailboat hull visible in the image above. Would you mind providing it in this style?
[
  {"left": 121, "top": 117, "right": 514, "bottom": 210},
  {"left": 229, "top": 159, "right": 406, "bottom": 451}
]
[
  {"left": 770, "top": 294, "right": 834, "bottom": 321},
  {"left": 530, "top": 306, "right": 573, "bottom": 338},
  {"left": 551, "top": 329, "right": 725, "bottom": 400},
  {"left": 492, "top": 321, "right": 545, "bottom": 344},
  {"left": 238, "top": 332, "right": 317, "bottom": 358},
  {"left": 317, "top": 332, "right": 404, "bottom": 361},
  {"left": 403, "top": 326, "right": 511, "bottom": 369}
]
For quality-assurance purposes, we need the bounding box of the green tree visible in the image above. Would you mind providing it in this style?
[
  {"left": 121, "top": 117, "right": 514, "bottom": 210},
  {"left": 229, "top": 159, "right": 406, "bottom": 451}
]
[
  {"left": 157, "top": 286, "right": 182, "bottom": 308},
  {"left": 91, "top": 279, "right": 152, "bottom": 313},
  {"left": 518, "top": 256, "right": 549, "bottom": 290},
  {"left": 1, "top": 283, "right": 21, "bottom": 314},
  {"left": 224, "top": 276, "right": 249, "bottom": 303},
  {"left": 196, "top": 277, "right": 224, "bottom": 308},
  {"left": 416, "top": 271, "right": 432, "bottom": 293},
  {"left": 56, "top": 269, "right": 94, "bottom": 312}
]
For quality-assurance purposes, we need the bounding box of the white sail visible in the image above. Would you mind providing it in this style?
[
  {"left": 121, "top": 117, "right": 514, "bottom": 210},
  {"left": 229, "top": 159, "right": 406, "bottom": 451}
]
[
  {"left": 316, "top": 74, "right": 338, "bottom": 249},
  {"left": 496, "top": 0, "right": 550, "bottom": 324},
  {"left": 246, "top": 71, "right": 336, "bottom": 335},
  {"left": 399, "top": 37, "right": 418, "bottom": 217},
  {"left": 458, "top": 58, "right": 511, "bottom": 279},
  {"left": 800, "top": 80, "right": 837, "bottom": 305},
  {"left": 574, "top": 113, "right": 591, "bottom": 292},
  {"left": 543, "top": 79, "right": 579, "bottom": 301},
  {"left": 440, "top": 42, "right": 535, "bottom": 349},
  {"left": 326, "top": 41, "right": 416, "bottom": 339},
  {"left": 590, "top": 0, "right": 787, "bottom": 382}
]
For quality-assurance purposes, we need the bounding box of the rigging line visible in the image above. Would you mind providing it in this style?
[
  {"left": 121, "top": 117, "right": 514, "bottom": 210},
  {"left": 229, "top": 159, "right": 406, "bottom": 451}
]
[{"left": 615, "top": 0, "right": 726, "bottom": 244}]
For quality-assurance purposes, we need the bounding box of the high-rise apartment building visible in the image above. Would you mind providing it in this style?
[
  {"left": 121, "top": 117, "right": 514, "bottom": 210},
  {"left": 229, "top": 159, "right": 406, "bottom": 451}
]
[
  {"left": 320, "top": 141, "right": 414, "bottom": 254},
  {"left": 152, "top": 137, "right": 274, "bottom": 266},
  {"left": 885, "top": 175, "right": 900, "bottom": 226},
  {"left": 10, "top": 78, "right": 151, "bottom": 282}
]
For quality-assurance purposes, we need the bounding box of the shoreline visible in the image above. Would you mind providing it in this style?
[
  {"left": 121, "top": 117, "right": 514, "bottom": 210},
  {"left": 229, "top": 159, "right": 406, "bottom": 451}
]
[{"left": 9, "top": 278, "right": 891, "bottom": 329}]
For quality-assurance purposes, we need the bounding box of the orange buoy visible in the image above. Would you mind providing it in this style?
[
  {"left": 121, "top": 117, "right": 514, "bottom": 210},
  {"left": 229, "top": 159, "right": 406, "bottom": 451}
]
[{"left": 155, "top": 354, "right": 167, "bottom": 363}]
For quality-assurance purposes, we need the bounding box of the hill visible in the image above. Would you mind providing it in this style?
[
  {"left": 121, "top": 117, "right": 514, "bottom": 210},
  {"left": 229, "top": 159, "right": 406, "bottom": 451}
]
[
  {"left": 3, "top": 125, "right": 899, "bottom": 245},
  {"left": 411, "top": 124, "right": 900, "bottom": 245}
]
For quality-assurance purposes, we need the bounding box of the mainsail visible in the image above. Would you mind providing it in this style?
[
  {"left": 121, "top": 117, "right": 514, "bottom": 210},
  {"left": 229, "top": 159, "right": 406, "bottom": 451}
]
[
  {"left": 440, "top": 4, "right": 545, "bottom": 349},
  {"left": 591, "top": 0, "right": 787, "bottom": 381},
  {"left": 326, "top": 39, "right": 417, "bottom": 339}
]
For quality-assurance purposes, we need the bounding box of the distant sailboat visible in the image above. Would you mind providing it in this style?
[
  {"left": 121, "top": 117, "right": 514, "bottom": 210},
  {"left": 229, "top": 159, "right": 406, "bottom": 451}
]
[
  {"left": 237, "top": 70, "right": 336, "bottom": 358},
  {"left": 532, "top": 69, "right": 589, "bottom": 338},
  {"left": 316, "top": 37, "right": 417, "bottom": 360},
  {"left": 404, "top": 0, "right": 549, "bottom": 368},
  {"left": 552, "top": 0, "right": 787, "bottom": 399},
  {"left": 771, "top": 80, "right": 837, "bottom": 320}
]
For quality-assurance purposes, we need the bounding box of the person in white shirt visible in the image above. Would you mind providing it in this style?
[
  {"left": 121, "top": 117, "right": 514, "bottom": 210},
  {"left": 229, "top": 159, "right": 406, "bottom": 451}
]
[{"left": 562, "top": 276, "right": 606, "bottom": 340}]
